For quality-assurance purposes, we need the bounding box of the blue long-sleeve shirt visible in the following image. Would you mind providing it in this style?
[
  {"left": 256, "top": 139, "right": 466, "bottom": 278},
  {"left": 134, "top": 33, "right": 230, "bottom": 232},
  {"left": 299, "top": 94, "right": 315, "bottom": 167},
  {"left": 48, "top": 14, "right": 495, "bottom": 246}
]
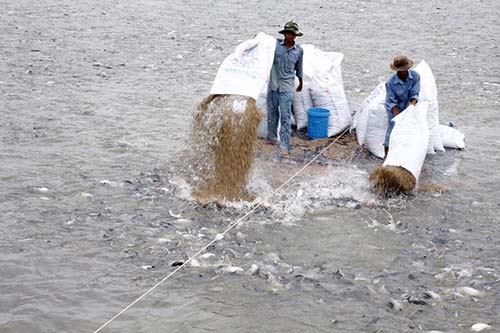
[
  {"left": 269, "top": 39, "right": 303, "bottom": 93},
  {"left": 384, "top": 69, "right": 420, "bottom": 113}
]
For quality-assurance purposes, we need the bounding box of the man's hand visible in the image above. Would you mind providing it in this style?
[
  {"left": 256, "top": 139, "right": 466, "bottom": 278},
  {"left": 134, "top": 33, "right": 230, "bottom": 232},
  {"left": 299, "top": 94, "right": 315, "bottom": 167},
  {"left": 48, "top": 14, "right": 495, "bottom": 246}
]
[
  {"left": 410, "top": 98, "right": 417, "bottom": 106},
  {"left": 391, "top": 106, "right": 399, "bottom": 117},
  {"left": 296, "top": 78, "right": 303, "bottom": 92}
]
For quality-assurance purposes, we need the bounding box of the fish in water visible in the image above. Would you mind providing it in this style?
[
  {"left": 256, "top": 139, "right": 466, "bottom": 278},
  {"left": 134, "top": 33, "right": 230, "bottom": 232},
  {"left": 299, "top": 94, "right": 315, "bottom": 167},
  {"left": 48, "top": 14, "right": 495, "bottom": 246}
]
[
  {"left": 456, "top": 286, "right": 482, "bottom": 297},
  {"left": 219, "top": 265, "right": 244, "bottom": 274},
  {"left": 388, "top": 298, "right": 403, "bottom": 312},
  {"left": 248, "top": 264, "right": 259, "bottom": 275},
  {"left": 423, "top": 290, "right": 441, "bottom": 301},
  {"left": 168, "top": 209, "right": 182, "bottom": 218},
  {"left": 200, "top": 253, "right": 216, "bottom": 260},
  {"left": 471, "top": 323, "right": 493, "bottom": 331}
]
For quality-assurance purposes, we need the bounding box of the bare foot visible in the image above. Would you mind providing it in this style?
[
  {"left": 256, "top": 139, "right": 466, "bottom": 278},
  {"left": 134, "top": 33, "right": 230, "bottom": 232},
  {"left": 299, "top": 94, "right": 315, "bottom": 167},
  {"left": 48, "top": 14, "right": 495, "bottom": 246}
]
[{"left": 279, "top": 148, "right": 290, "bottom": 158}]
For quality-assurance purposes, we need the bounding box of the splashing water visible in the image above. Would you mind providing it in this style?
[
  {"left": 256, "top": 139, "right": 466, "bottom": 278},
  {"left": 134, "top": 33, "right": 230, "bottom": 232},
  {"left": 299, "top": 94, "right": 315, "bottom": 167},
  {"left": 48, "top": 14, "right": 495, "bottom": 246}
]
[{"left": 247, "top": 163, "right": 385, "bottom": 224}]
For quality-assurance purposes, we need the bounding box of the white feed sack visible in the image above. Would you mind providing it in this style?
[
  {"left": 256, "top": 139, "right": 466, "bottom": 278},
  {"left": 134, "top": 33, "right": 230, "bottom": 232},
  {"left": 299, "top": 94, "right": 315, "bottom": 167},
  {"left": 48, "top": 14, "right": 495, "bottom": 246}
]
[
  {"left": 256, "top": 83, "right": 269, "bottom": 138},
  {"left": 384, "top": 103, "right": 429, "bottom": 181},
  {"left": 310, "top": 74, "right": 352, "bottom": 136},
  {"left": 414, "top": 61, "right": 445, "bottom": 154},
  {"left": 302, "top": 45, "right": 351, "bottom": 136},
  {"left": 365, "top": 105, "right": 389, "bottom": 159},
  {"left": 210, "top": 32, "right": 276, "bottom": 100},
  {"left": 292, "top": 77, "right": 313, "bottom": 130},
  {"left": 440, "top": 124, "right": 465, "bottom": 149},
  {"left": 352, "top": 82, "right": 385, "bottom": 146},
  {"left": 209, "top": 31, "right": 275, "bottom": 139},
  {"left": 353, "top": 81, "right": 387, "bottom": 158},
  {"left": 384, "top": 102, "right": 430, "bottom": 181}
]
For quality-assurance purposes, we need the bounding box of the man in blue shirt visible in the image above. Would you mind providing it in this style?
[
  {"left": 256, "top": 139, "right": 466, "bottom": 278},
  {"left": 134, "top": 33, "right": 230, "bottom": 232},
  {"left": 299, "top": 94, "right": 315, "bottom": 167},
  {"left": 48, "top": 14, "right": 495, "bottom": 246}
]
[
  {"left": 265, "top": 21, "right": 304, "bottom": 158},
  {"left": 384, "top": 55, "right": 421, "bottom": 156}
]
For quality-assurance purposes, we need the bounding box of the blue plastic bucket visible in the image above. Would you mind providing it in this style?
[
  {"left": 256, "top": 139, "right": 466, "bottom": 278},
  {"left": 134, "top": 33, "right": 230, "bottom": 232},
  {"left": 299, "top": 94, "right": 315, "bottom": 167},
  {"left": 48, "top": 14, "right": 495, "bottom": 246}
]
[{"left": 307, "top": 108, "right": 330, "bottom": 139}]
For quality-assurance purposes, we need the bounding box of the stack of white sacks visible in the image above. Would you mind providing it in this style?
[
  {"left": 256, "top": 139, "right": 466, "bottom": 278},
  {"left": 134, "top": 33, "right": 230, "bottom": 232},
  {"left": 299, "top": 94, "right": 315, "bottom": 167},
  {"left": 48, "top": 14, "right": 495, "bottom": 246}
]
[{"left": 354, "top": 60, "right": 465, "bottom": 183}]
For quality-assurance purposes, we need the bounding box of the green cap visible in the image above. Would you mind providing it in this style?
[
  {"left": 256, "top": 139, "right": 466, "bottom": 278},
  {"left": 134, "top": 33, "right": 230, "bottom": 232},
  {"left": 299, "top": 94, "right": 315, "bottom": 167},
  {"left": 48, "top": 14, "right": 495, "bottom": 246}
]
[{"left": 279, "top": 21, "right": 303, "bottom": 36}]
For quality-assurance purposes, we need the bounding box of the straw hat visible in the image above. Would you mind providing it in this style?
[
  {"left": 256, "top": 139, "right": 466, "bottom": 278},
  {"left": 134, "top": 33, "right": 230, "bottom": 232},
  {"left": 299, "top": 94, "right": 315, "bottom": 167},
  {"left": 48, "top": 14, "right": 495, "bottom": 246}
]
[
  {"left": 279, "top": 21, "right": 303, "bottom": 36},
  {"left": 390, "top": 55, "right": 414, "bottom": 71}
]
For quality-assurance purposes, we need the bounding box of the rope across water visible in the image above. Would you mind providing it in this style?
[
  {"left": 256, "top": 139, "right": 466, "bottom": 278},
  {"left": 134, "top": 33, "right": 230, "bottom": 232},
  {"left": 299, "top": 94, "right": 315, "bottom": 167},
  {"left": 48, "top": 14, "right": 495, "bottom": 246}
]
[{"left": 93, "top": 128, "right": 350, "bottom": 332}]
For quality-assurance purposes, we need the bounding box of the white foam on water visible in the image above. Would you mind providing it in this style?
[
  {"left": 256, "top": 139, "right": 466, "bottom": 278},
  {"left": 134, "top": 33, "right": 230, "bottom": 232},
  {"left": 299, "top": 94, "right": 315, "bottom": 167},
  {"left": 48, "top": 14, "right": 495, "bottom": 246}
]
[
  {"left": 168, "top": 176, "right": 194, "bottom": 201},
  {"left": 245, "top": 164, "right": 381, "bottom": 224},
  {"left": 366, "top": 218, "right": 405, "bottom": 233},
  {"left": 169, "top": 163, "right": 382, "bottom": 225},
  {"left": 434, "top": 262, "right": 475, "bottom": 280},
  {"left": 444, "top": 158, "right": 460, "bottom": 177},
  {"left": 81, "top": 192, "right": 94, "bottom": 199},
  {"left": 99, "top": 180, "right": 119, "bottom": 187},
  {"left": 169, "top": 159, "right": 411, "bottom": 229}
]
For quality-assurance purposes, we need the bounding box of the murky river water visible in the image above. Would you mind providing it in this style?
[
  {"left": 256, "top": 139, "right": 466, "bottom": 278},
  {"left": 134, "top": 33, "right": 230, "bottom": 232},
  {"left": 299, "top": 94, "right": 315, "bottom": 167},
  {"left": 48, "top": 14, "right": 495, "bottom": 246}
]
[{"left": 1, "top": 0, "right": 500, "bottom": 332}]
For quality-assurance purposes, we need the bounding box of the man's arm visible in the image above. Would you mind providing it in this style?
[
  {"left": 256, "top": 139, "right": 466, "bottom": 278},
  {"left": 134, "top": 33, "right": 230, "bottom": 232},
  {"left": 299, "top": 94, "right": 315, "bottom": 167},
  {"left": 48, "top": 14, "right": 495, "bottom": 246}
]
[
  {"left": 409, "top": 72, "right": 420, "bottom": 105},
  {"left": 296, "top": 77, "right": 303, "bottom": 92},
  {"left": 295, "top": 49, "right": 303, "bottom": 92},
  {"left": 385, "top": 80, "right": 399, "bottom": 116}
]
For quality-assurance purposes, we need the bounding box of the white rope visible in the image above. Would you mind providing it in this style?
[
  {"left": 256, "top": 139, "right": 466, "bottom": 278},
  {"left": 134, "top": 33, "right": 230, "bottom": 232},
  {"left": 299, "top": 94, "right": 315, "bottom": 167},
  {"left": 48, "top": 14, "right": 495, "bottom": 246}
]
[{"left": 93, "top": 128, "right": 349, "bottom": 332}]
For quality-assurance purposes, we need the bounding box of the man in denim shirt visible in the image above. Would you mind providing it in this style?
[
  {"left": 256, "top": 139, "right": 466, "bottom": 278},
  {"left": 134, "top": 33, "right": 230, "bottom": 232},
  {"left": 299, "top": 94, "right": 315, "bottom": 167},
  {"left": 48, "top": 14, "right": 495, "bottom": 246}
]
[
  {"left": 266, "top": 21, "right": 304, "bottom": 158},
  {"left": 384, "top": 55, "right": 421, "bottom": 156}
]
